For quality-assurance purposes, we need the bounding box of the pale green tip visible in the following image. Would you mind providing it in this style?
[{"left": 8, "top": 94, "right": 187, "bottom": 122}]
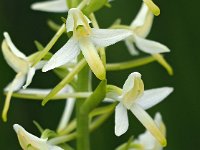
[
  {"left": 143, "top": 0, "right": 160, "bottom": 16},
  {"left": 162, "top": 138, "right": 167, "bottom": 147},
  {"left": 2, "top": 113, "right": 7, "bottom": 122}
]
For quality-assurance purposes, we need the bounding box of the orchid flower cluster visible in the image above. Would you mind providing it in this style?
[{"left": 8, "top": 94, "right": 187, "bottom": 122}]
[{"left": 1, "top": 0, "right": 174, "bottom": 149}]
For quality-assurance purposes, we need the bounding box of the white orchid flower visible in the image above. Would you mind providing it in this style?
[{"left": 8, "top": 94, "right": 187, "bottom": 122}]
[
  {"left": 125, "top": 3, "right": 170, "bottom": 56},
  {"left": 31, "top": 0, "right": 68, "bottom": 13},
  {"left": 13, "top": 124, "right": 63, "bottom": 150},
  {"left": 105, "top": 72, "right": 173, "bottom": 146},
  {"left": 1, "top": 32, "right": 46, "bottom": 122},
  {"left": 31, "top": 0, "right": 114, "bottom": 13},
  {"left": 134, "top": 112, "right": 166, "bottom": 150},
  {"left": 43, "top": 8, "right": 132, "bottom": 80},
  {"left": 18, "top": 85, "right": 75, "bottom": 133}
]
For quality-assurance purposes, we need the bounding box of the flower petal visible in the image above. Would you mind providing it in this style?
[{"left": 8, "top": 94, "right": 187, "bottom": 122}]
[
  {"left": 125, "top": 39, "right": 139, "bottom": 56},
  {"left": 79, "top": 37, "right": 105, "bottom": 80},
  {"left": 31, "top": 0, "right": 68, "bottom": 13},
  {"left": 136, "top": 87, "right": 174, "bottom": 110},
  {"left": 90, "top": 28, "right": 132, "bottom": 47},
  {"left": 121, "top": 72, "right": 144, "bottom": 109},
  {"left": 130, "top": 104, "right": 167, "bottom": 146},
  {"left": 42, "top": 38, "right": 80, "bottom": 72},
  {"left": 23, "top": 67, "right": 36, "bottom": 89},
  {"left": 13, "top": 124, "right": 63, "bottom": 150},
  {"left": 134, "top": 34, "right": 170, "bottom": 54},
  {"left": 57, "top": 98, "right": 75, "bottom": 132},
  {"left": 35, "top": 61, "right": 47, "bottom": 70},
  {"left": 2, "top": 73, "right": 26, "bottom": 122},
  {"left": 115, "top": 103, "right": 129, "bottom": 136},
  {"left": 66, "top": 8, "right": 91, "bottom": 32},
  {"left": 2, "top": 40, "right": 29, "bottom": 73},
  {"left": 131, "top": 3, "right": 154, "bottom": 38},
  {"left": 3, "top": 32, "right": 27, "bottom": 59}
]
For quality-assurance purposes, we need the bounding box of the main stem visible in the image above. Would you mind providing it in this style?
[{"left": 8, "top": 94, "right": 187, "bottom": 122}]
[{"left": 76, "top": 55, "right": 90, "bottom": 150}]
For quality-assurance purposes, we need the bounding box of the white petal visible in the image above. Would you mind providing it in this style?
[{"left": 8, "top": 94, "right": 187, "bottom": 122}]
[
  {"left": 135, "top": 130, "right": 156, "bottom": 149},
  {"left": 125, "top": 39, "right": 139, "bottom": 56},
  {"left": 90, "top": 28, "right": 132, "bottom": 47},
  {"left": 2, "top": 40, "right": 29, "bottom": 73},
  {"left": 18, "top": 88, "right": 51, "bottom": 95},
  {"left": 57, "top": 98, "right": 75, "bottom": 132},
  {"left": 35, "top": 61, "right": 47, "bottom": 70},
  {"left": 136, "top": 87, "right": 174, "bottom": 110},
  {"left": 131, "top": 3, "right": 154, "bottom": 38},
  {"left": 66, "top": 8, "right": 91, "bottom": 32},
  {"left": 42, "top": 38, "right": 80, "bottom": 72},
  {"left": 103, "top": 98, "right": 116, "bottom": 103},
  {"left": 31, "top": 0, "right": 68, "bottom": 13},
  {"left": 79, "top": 37, "right": 105, "bottom": 80},
  {"left": 134, "top": 35, "right": 170, "bottom": 54},
  {"left": 3, "top": 32, "right": 27, "bottom": 59},
  {"left": 115, "top": 103, "right": 129, "bottom": 136},
  {"left": 13, "top": 124, "right": 63, "bottom": 150},
  {"left": 23, "top": 67, "right": 36, "bottom": 89},
  {"left": 122, "top": 72, "right": 141, "bottom": 94},
  {"left": 4, "top": 73, "right": 26, "bottom": 92},
  {"left": 130, "top": 104, "right": 166, "bottom": 146},
  {"left": 121, "top": 72, "right": 144, "bottom": 108},
  {"left": 154, "top": 112, "right": 166, "bottom": 136},
  {"left": 2, "top": 73, "right": 26, "bottom": 122}
]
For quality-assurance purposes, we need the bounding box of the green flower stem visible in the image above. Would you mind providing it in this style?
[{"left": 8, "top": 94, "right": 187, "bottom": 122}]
[
  {"left": 42, "top": 59, "right": 87, "bottom": 106},
  {"left": 47, "top": 20, "right": 62, "bottom": 31},
  {"left": 9, "top": 92, "right": 91, "bottom": 100},
  {"left": 78, "top": 0, "right": 90, "bottom": 9},
  {"left": 90, "top": 105, "right": 116, "bottom": 132},
  {"left": 106, "top": 56, "right": 157, "bottom": 71},
  {"left": 49, "top": 104, "right": 115, "bottom": 145},
  {"left": 76, "top": 55, "right": 90, "bottom": 150},
  {"left": 58, "top": 119, "right": 76, "bottom": 135},
  {"left": 32, "top": 24, "right": 66, "bottom": 67},
  {"left": 58, "top": 103, "right": 117, "bottom": 136},
  {"left": 153, "top": 54, "right": 173, "bottom": 75},
  {"left": 77, "top": 80, "right": 106, "bottom": 150}
]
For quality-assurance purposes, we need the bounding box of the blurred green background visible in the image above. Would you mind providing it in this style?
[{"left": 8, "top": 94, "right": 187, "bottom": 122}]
[{"left": 0, "top": 0, "right": 199, "bottom": 149}]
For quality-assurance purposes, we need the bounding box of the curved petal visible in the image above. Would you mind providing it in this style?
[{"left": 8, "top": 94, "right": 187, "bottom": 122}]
[
  {"left": 125, "top": 39, "right": 139, "bottom": 56},
  {"left": 42, "top": 38, "right": 80, "bottom": 72},
  {"left": 131, "top": 3, "right": 154, "bottom": 38},
  {"left": 136, "top": 87, "right": 174, "bottom": 110},
  {"left": 2, "top": 73, "right": 26, "bottom": 122},
  {"left": 90, "top": 28, "right": 132, "bottom": 47},
  {"left": 2, "top": 40, "right": 29, "bottom": 73},
  {"left": 31, "top": 0, "right": 68, "bottom": 13},
  {"left": 23, "top": 67, "right": 36, "bottom": 89},
  {"left": 13, "top": 124, "right": 63, "bottom": 150},
  {"left": 115, "top": 103, "right": 129, "bottom": 136},
  {"left": 130, "top": 104, "right": 166, "bottom": 146},
  {"left": 35, "top": 61, "right": 47, "bottom": 70},
  {"left": 121, "top": 72, "right": 144, "bottom": 109},
  {"left": 134, "top": 35, "right": 170, "bottom": 54},
  {"left": 66, "top": 8, "right": 91, "bottom": 32},
  {"left": 79, "top": 37, "right": 105, "bottom": 80},
  {"left": 4, "top": 73, "right": 26, "bottom": 92},
  {"left": 57, "top": 98, "right": 75, "bottom": 132},
  {"left": 18, "top": 88, "right": 51, "bottom": 95},
  {"left": 3, "top": 32, "right": 27, "bottom": 59}
]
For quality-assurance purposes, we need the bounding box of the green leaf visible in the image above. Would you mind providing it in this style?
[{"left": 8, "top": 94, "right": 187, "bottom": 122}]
[{"left": 81, "top": 80, "right": 107, "bottom": 114}]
